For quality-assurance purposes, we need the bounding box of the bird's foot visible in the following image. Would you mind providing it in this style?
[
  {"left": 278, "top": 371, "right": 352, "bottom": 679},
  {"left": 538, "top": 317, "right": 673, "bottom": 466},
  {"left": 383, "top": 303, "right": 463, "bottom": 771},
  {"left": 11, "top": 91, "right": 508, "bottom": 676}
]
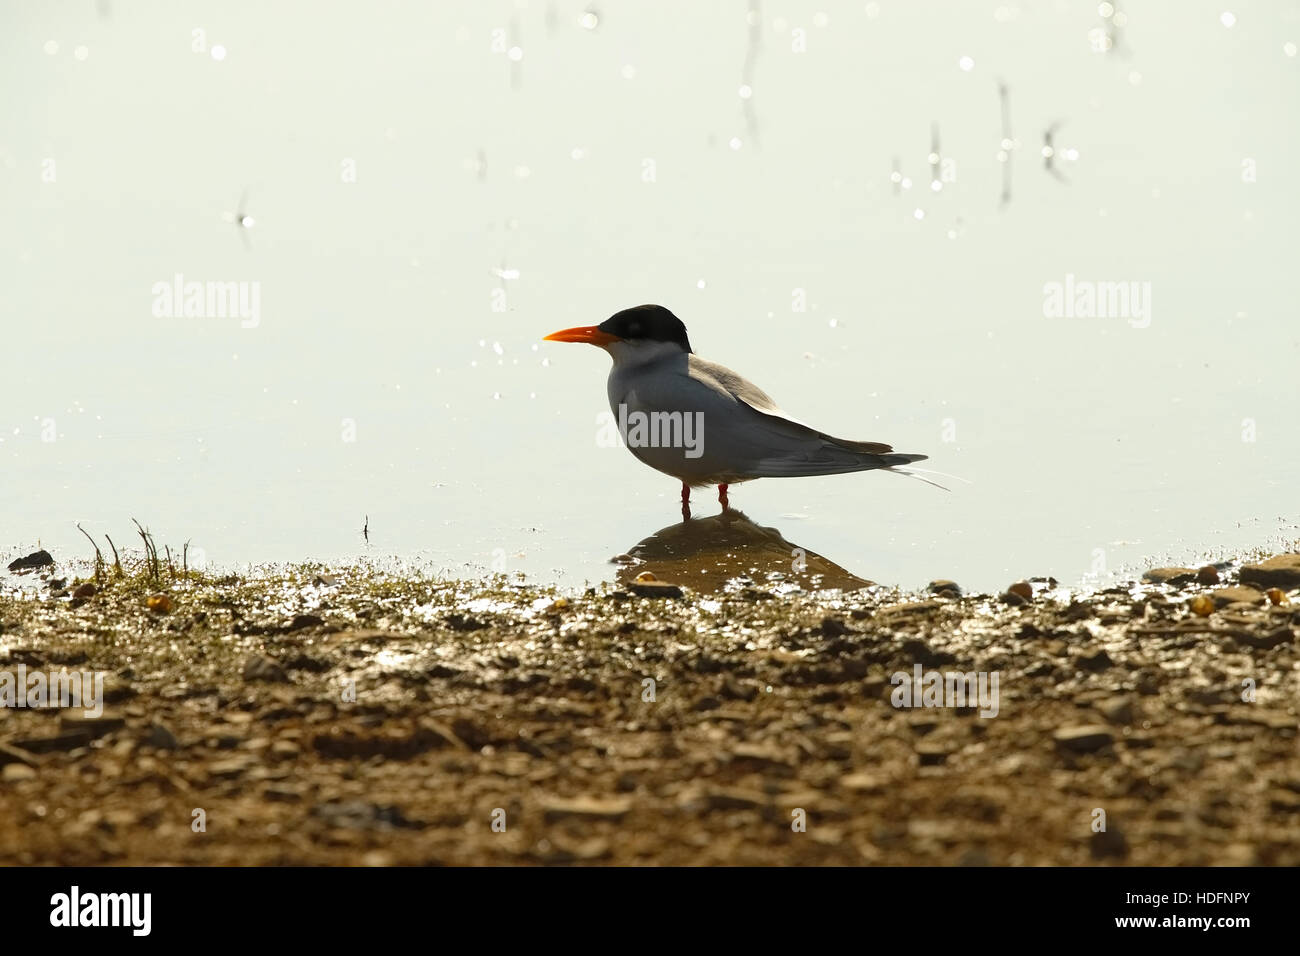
[
  {"left": 681, "top": 482, "right": 692, "bottom": 522},
  {"left": 718, "top": 483, "right": 730, "bottom": 511}
]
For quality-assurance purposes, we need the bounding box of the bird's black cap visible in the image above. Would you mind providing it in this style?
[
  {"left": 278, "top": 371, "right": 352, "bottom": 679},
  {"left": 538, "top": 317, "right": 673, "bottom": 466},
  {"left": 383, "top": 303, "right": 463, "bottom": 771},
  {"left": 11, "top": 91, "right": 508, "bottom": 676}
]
[{"left": 598, "top": 305, "right": 692, "bottom": 353}]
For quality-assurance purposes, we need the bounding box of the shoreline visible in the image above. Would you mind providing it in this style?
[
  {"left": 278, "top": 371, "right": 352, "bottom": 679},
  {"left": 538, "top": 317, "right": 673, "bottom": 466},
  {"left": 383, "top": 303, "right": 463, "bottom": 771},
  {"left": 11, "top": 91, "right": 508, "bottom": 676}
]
[{"left": 1, "top": 546, "right": 1297, "bottom": 865}]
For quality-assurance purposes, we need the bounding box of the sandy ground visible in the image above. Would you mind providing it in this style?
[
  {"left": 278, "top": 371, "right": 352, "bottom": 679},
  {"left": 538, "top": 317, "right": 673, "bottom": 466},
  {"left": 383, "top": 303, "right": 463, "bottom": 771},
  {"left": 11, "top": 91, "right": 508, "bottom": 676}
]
[{"left": 1, "top": 530, "right": 1298, "bottom": 866}]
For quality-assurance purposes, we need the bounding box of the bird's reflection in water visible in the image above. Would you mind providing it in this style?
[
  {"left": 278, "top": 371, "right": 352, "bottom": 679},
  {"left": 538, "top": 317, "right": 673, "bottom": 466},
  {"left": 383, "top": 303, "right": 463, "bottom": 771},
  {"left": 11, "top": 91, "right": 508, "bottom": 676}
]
[{"left": 614, "top": 509, "right": 872, "bottom": 595}]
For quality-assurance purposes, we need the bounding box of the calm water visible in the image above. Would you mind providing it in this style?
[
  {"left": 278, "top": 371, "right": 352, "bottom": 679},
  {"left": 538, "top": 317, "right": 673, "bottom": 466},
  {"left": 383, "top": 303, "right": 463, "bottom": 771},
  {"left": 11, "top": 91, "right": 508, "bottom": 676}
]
[{"left": 3, "top": 1, "right": 1298, "bottom": 593}]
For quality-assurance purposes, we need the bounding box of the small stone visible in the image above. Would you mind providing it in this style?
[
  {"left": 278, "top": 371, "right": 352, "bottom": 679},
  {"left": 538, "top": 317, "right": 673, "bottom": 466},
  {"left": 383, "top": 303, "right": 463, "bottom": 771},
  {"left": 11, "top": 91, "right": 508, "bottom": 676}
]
[
  {"left": 242, "top": 654, "right": 288, "bottom": 682},
  {"left": 286, "top": 613, "right": 324, "bottom": 631},
  {"left": 144, "top": 723, "right": 179, "bottom": 750},
  {"left": 928, "top": 579, "right": 962, "bottom": 596},
  {"left": 634, "top": 571, "right": 658, "bottom": 582},
  {"left": 2, "top": 764, "right": 37, "bottom": 782},
  {"left": 1240, "top": 553, "right": 1300, "bottom": 590},
  {"left": 1189, "top": 595, "right": 1215, "bottom": 616},
  {"left": 1266, "top": 588, "right": 1288, "bottom": 606},
  {"left": 312, "top": 573, "right": 339, "bottom": 587},
  {"left": 1001, "top": 590, "right": 1026, "bottom": 606},
  {"left": 146, "top": 594, "right": 172, "bottom": 614},
  {"left": 1210, "top": 586, "right": 1264, "bottom": 608},
  {"left": 208, "top": 757, "right": 254, "bottom": 780},
  {"left": 701, "top": 787, "right": 765, "bottom": 811},
  {"left": 542, "top": 795, "right": 632, "bottom": 822},
  {"left": 916, "top": 742, "right": 949, "bottom": 766},
  {"left": 1096, "top": 696, "right": 1134, "bottom": 725},
  {"left": 1007, "top": 581, "right": 1033, "bottom": 601},
  {"left": 7, "top": 550, "right": 54, "bottom": 572},
  {"left": 1054, "top": 725, "right": 1114, "bottom": 753},
  {"left": 840, "top": 772, "right": 886, "bottom": 793},
  {"left": 1077, "top": 649, "right": 1113, "bottom": 672},
  {"left": 1142, "top": 567, "right": 1197, "bottom": 586},
  {"left": 818, "top": 616, "right": 851, "bottom": 637},
  {"left": 72, "top": 582, "right": 96, "bottom": 599},
  {"left": 628, "top": 580, "right": 683, "bottom": 598},
  {"left": 1196, "top": 565, "right": 1220, "bottom": 585}
]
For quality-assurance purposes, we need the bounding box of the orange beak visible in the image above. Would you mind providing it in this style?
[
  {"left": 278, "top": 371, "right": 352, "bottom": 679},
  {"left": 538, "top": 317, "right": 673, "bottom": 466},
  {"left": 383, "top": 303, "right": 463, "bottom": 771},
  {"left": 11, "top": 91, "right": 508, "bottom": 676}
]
[{"left": 543, "top": 325, "right": 621, "bottom": 347}]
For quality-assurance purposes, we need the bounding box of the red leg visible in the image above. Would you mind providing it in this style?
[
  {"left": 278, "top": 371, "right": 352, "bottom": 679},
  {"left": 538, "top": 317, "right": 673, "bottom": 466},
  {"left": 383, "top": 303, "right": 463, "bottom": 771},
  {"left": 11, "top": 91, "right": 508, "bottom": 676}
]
[
  {"left": 718, "top": 483, "right": 729, "bottom": 510},
  {"left": 680, "top": 482, "right": 691, "bottom": 521}
]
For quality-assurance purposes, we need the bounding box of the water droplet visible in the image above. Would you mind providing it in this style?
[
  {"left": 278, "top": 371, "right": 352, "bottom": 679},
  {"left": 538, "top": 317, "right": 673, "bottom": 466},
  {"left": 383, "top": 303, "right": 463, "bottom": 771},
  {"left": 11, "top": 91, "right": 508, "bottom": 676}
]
[
  {"left": 913, "top": 208, "right": 925, "bottom": 220},
  {"left": 697, "top": 279, "right": 706, "bottom": 289},
  {"left": 1098, "top": 2, "right": 1114, "bottom": 17},
  {"left": 1284, "top": 41, "right": 1297, "bottom": 57},
  {"left": 738, "top": 84, "right": 753, "bottom": 99},
  {"left": 211, "top": 45, "right": 226, "bottom": 61},
  {"left": 621, "top": 64, "right": 636, "bottom": 79},
  {"left": 580, "top": 11, "right": 599, "bottom": 30},
  {"left": 1219, "top": 11, "right": 1236, "bottom": 28},
  {"left": 958, "top": 55, "right": 974, "bottom": 71},
  {"left": 43, "top": 40, "right": 58, "bottom": 55},
  {"left": 507, "top": 46, "right": 523, "bottom": 61},
  {"left": 74, "top": 45, "right": 88, "bottom": 61},
  {"left": 728, "top": 137, "right": 742, "bottom": 150}
]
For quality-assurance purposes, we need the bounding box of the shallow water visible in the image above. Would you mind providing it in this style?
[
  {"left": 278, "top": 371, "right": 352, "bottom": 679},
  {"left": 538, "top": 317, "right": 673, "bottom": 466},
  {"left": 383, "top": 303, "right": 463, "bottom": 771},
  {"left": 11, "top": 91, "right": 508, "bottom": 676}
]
[{"left": 3, "top": 2, "right": 1298, "bottom": 593}]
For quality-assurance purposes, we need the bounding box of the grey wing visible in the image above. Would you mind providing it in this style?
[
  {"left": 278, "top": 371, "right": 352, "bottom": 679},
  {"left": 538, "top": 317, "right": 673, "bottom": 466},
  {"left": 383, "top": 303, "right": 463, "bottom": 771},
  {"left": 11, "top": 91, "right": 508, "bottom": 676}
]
[{"left": 684, "top": 356, "right": 928, "bottom": 476}]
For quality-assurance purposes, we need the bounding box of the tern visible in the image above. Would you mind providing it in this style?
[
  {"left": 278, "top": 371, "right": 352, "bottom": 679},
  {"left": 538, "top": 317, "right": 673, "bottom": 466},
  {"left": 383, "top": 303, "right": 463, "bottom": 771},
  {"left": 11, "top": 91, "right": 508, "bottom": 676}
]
[{"left": 545, "top": 305, "right": 932, "bottom": 514}]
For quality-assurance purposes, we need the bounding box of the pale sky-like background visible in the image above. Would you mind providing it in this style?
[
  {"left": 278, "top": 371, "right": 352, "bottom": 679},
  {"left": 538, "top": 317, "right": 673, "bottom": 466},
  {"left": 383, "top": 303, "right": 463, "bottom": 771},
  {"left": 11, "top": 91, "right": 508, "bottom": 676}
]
[{"left": 2, "top": 0, "right": 1298, "bottom": 592}]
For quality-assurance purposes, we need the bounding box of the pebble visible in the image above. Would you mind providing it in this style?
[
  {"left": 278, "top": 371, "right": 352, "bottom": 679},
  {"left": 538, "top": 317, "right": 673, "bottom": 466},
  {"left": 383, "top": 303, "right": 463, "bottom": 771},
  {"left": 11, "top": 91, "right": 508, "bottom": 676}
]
[
  {"left": 144, "top": 723, "right": 179, "bottom": 750},
  {"left": 242, "top": 654, "right": 288, "bottom": 683},
  {"left": 2, "top": 764, "right": 37, "bottom": 782},
  {"left": 541, "top": 795, "right": 632, "bottom": 822},
  {"left": 1210, "top": 586, "right": 1264, "bottom": 608},
  {"left": 7, "top": 550, "right": 54, "bottom": 572},
  {"left": 1196, "top": 565, "right": 1220, "bottom": 585},
  {"left": 840, "top": 771, "right": 886, "bottom": 793},
  {"left": 146, "top": 594, "right": 172, "bottom": 614},
  {"left": 1142, "top": 567, "right": 1197, "bottom": 586},
  {"left": 915, "top": 742, "right": 949, "bottom": 766},
  {"left": 1077, "top": 649, "right": 1113, "bottom": 672},
  {"left": 1053, "top": 725, "right": 1114, "bottom": 753},
  {"left": 1007, "top": 581, "right": 1033, "bottom": 601},
  {"left": 1240, "top": 553, "right": 1300, "bottom": 590},
  {"left": 928, "top": 579, "right": 962, "bottom": 597},
  {"left": 1095, "top": 696, "right": 1134, "bottom": 725},
  {"left": 629, "top": 580, "right": 683, "bottom": 598},
  {"left": 1189, "top": 595, "right": 1215, "bottom": 616},
  {"left": 72, "top": 582, "right": 96, "bottom": 599}
]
